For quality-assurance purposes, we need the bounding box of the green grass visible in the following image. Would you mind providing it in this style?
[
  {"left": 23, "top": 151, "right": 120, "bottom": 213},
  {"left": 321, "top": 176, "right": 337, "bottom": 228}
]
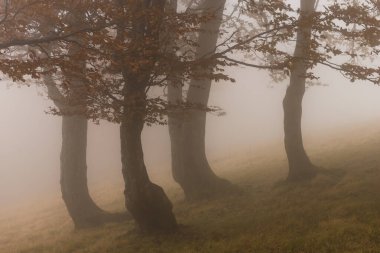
[{"left": 1, "top": 124, "right": 380, "bottom": 253}]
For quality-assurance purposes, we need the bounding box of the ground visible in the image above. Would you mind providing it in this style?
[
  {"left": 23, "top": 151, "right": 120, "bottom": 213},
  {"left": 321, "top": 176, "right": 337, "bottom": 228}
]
[{"left": 1, "top": 122, "right": 380, "bottom": 253}]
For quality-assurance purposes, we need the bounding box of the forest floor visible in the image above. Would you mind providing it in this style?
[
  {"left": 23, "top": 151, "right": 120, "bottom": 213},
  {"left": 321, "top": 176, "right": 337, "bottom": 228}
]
[{"left": 1, "top": 122, "right": 380, "bottom": 253}]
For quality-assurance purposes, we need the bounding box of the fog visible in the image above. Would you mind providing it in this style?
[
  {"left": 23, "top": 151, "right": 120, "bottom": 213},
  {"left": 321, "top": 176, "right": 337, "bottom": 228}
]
[
  {"left": 1, "top": 0, "right": 378, "bottom": 214},
  {"left": 1, "top": 61, "right": 379, "bottom": 210}
]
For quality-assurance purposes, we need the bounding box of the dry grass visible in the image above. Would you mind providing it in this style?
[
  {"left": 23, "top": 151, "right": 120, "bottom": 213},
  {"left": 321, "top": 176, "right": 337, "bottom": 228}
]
[{"left": 1, "top": 123, "right": 380, "bottom": 253}]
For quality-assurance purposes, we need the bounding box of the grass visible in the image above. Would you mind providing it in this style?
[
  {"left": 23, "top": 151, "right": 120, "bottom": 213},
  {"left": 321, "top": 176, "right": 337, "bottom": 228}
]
[{"left": 1, "top": 123, "right": 380, "bottom": 253}]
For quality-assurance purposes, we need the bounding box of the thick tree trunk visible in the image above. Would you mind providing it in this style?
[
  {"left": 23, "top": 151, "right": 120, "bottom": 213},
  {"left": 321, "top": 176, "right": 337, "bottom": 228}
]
[
  {"left": 39, "top": 6, "right": 127, "bottom": 229},
  {"left": 61, "top": 115, "right": 126, "bottom": 228},
  {"left": 283, "top": 0, "right": 317, "bottom": 181},
  {"left": 121, "top": 90, "right": 177, "bottom": 232},
  {"left": 43, "top": 52, "right": 126, "bottom": 229},
  {"left": 112, "top": 0, "right": 176, "bottom": 232},
  {"left": 168, "top": 0, "right": 234, "bottom": 200},
  {"left": 169, "top": 103, "right": 230, "bottom": 200},
  {"left": 180, "top": 110, "right": 233, "bottom": 200},
  {"left": 167, "top": 88, "right": 185, "bottom": 189}
]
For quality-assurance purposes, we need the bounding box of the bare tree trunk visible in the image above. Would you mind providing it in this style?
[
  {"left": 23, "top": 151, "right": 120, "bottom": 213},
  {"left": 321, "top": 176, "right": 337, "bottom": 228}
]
[
  {"left": 44, "top": 76, "right": 127, "bottom": 229},
  {"left": 168, "top": 0, "right": 235, "bottom": 200},
  {"left": 167, "top": 84, "right": 186, "bottom": 190},
  {"left": 37, "top": 9, "right": 113, "bottom": 228},
  {"left": 60, "top": 115, "right": 99, "bottom": 227},
  {"left": 60, "top": 115, "right": 126, "bottom": 228},
  {"left": 43, "top": 38, "right": 127, "bottom": 228},
  {"left": 283, "top": 0, "right": 317, "bottom": 181},
  {"left": 121, "top": 90, "right": 177, "bottom": 232}
]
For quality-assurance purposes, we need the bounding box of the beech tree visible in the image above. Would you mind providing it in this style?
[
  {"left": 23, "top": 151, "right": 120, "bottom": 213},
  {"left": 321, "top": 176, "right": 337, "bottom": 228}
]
[
  {"left": 167, "top": 0, "right": 236, "bottom": 200},
  {"left": 283, "top": 0, "right": 379, "bottom": 181},
  {"left": 0, "top": 0, "right": 212, "bottom": 232},
  {"left": 42, "top": 25, "right": 127, "bottom": 229},
  {"left": 0, "top": 0, "right": 128, "bottom": 228},
  {"left": 283, "top": 0, "right": 319, "bottom": 181},
  {"left": 2, "top": 0, "right": 378, "bottom": 232},
  {"left": 241, "top": 0, "right": 379, "bottom": 181},
  {"left": 114, "top": 0, "right": 178, "bottom": 232},
  {"left": 45, "top": 72, "right": 127, "bottom": 228}
]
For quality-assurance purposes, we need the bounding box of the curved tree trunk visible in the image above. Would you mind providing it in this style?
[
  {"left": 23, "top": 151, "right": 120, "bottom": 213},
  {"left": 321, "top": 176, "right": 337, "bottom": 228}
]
[
  {"left": 112, "top": 0, "right": 177, "bottom": 232},
  {"left": 60, "top": 115, "right": 97, "bottom": 227},
  {"left": 42, "top": 43, "right": 127, "bottom": 228},
  {"left": 37, "top": 9, "right": 127, "bottom": 228},
  {"left": 168, "top": 0, "right": 234, "bottom": 201},
  {"left": 43, "top": 78, "right": 127, "bottom": 228},
  {"left": 120, "top": 90, "right": 177, "bottom": 232},
  {"left": 61, "top": 115, "right": 126, "bottom": 228},
  {"left": 283, "top": 0, "right": 317, "bottom": 181}
]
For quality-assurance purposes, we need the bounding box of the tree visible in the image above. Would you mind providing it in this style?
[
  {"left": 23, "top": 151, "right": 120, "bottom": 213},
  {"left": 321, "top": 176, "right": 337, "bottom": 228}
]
[
  {"left": 2, "top": 0, "right": 378, "bottom": 231},
  {"left": 42, "top": 44, "right": 127, "bottom": 229},
  {"left": 283, "top": 0, "right": 380, "bottom": 181},
  {"left": 77, "top": 0, "right": 236, "bottom": 230},
  {"left": 37, "top": 0, "right": 179, "bottom": 232},
  {"left": 0, "top": 0, "right": 128, "bottom": 228},
  {"left": 0, "top": 0, "right": 206, "bottom": 232},
  {"left": 111, "top": 0, "right": 177, "bottom": 232},
  {"left": 283, "top": 0, "right": 318, "bottom": 181},
  {"left": 1, "top": 1, "right": 176, "bottom": 231},
  {"left": 167, "top": 0, "right": 236, "bottom": 200},
  {"left": 241, "top": 0, "right": 379, "bottom": 181}
]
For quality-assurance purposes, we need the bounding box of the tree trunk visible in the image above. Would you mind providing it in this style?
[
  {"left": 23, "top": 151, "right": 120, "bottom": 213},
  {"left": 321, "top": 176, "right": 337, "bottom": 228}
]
[
  {"left": 167, "top": 85, "right": 185, "bottom": 190},
  {"left": 168, "top": 0, "right": 235, "bottom": 200},
  {"left": 120, "top": 90, "right": 177, "bottom": 232},
  {"left": 43, "top": 52, "right": 126, "bottom": 229},
  {"left": 37, "top": 5, "right": 127, "bottom": 229},
  {"left": 168, "top": 102, "right": 230, "bottom": 200},
  {"left": 283, "top": 0, "right": 317, "bottom": 181},
  {"left": 61, "top": 115, "right": 126, "bottom": 228},
  {"left": 180, "top": 110, "right": 234, "bottom": 200},
  {"left": 112, "top": 0, "right": 176, "bottom": 232}
]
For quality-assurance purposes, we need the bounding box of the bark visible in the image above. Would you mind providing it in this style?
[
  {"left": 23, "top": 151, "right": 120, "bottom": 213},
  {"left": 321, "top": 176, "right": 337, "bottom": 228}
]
[
  {"left": 60, "top": 115, "right": 126, "bottom": 228},
  {"left": 168, "top": 0, "right": 235, "bottom": 201},
  {"left": 42, "top": 27, "right": 127, "bottom": 227},
  {"left": 114, "top": 0, "right": 177, "bottom": 232},
  {"left": 100, "top": 0, "right": 176, "bottom": 232},
  {"left": 121, "top": 90, "right": 177, "bottom": 232},
  {"left": 283, "top": 0, "right": 317, "bottom": 181}
]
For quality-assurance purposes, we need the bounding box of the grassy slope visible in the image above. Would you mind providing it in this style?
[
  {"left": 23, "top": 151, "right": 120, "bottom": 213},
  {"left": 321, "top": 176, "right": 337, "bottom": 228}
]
[{"left": 1, "top": 123, "right": 380, "bottom": 253}]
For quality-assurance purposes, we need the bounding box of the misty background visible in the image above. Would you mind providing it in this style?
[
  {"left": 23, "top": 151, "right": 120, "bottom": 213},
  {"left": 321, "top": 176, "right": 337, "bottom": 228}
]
[{"left": 1, "top": 63, "right": 380, "bottom": 208}]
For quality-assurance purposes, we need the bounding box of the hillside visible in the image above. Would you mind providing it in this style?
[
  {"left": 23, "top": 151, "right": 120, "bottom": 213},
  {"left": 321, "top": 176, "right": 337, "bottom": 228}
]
[{"left": 1, "top": 123, "right": 380, "bottom": 253}]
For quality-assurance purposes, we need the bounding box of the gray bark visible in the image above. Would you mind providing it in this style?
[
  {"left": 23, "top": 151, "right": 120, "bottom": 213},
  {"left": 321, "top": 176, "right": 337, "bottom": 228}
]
[
  {"left": 168, "top": 0, "right": 235, "bottom": 201},
  {"left": 168, "top": 0, "right": 234, "bottom": 200},
  {"left": 117, "top": 0, "right": 177, "bottom": 232},
  {"left": 60, "top": 115, "right": 126, "bottom": 228},
  {"left": 43, "top": 39, "right": 127, "bottom": 228},
  {"left": 120, "top": 83, "right": 177, "bottom": 232},
  {"left": 283, "top": 0, "right": 317, "bottom": 181},
  {"left": 43, "top": 76, "right": 127, "bottom": 228}
]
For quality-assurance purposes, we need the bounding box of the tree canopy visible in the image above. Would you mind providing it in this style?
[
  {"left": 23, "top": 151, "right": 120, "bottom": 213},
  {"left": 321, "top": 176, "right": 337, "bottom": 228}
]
[{"left": 0, "top": 0, "right": 378, "bottom": 123}]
